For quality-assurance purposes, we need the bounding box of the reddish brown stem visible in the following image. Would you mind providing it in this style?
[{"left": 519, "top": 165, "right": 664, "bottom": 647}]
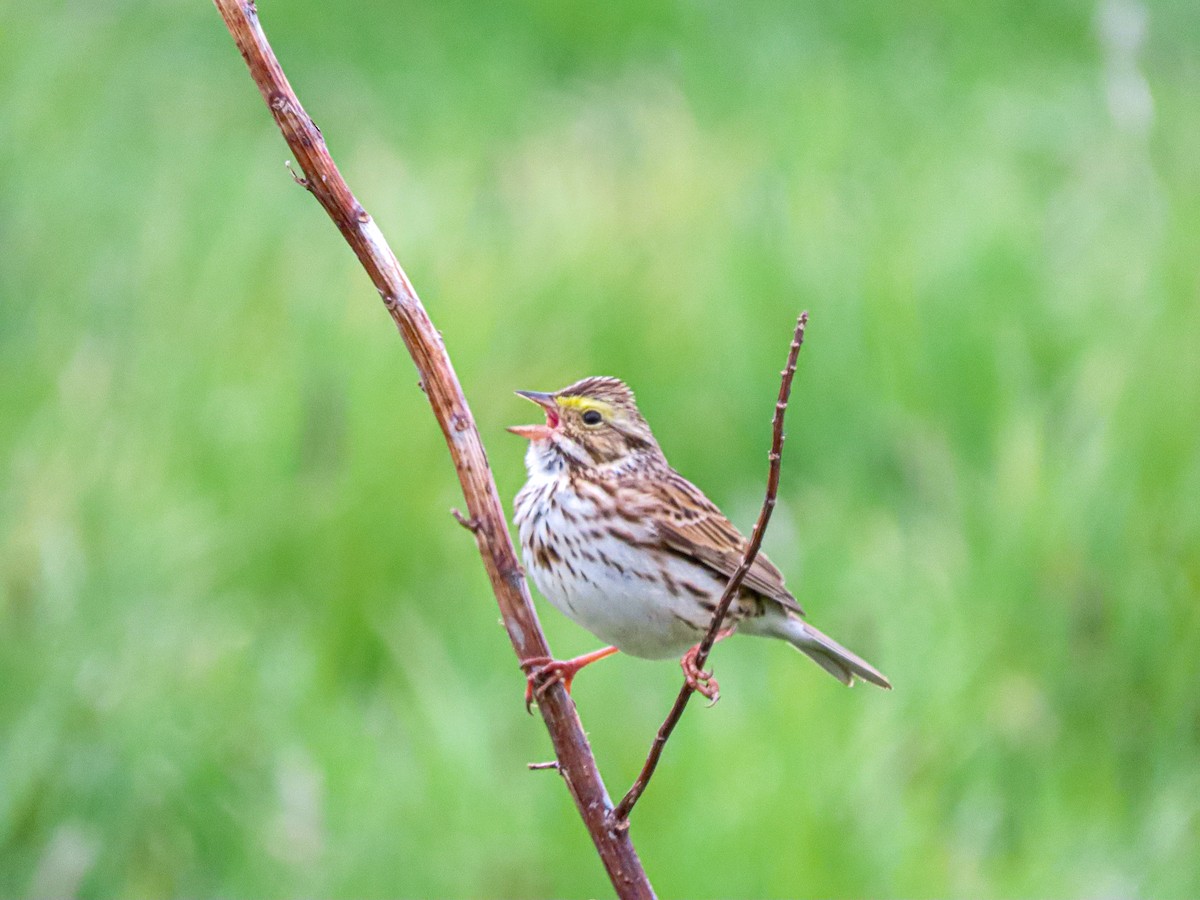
[
  {"left": 612, "top": 312, "right": 808, "bottom": 823},
  {"left": 210, "top": 2, "right": 653, "bottom": 895}
]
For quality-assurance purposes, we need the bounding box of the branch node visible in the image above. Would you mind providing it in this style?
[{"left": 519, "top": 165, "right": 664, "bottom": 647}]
[{"left": 607, "top": 811, "right": 632, "bottom": 833}]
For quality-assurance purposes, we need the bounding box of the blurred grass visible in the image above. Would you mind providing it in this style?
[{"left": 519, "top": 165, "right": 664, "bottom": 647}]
[{"left": 2, "top": 0, "right": 1199, "bottom": 896}]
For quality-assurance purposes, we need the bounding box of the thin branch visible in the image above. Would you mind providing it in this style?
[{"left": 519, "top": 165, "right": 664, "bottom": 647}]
[
  {"left": 210, "top": 2, "right": 653, "bottom": 896},
  {"left": 613, "top": 312, "right": 809, "bottom": 824}
]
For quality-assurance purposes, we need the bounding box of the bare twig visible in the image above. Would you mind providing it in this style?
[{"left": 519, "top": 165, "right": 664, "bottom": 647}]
[
  {"left": 449, "top": 508, "right": 481, "bottom": 533},
  {"left": 613, "top": 313, "right": 809, "bottom": 824},
  {"left": 284, "top": 159, "right": 308, "bottom": 188},
  {"left": 211, "top": 3, "right": 653, "bottom": 896}
]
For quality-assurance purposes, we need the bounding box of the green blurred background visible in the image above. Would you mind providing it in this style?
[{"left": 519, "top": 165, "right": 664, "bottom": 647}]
[{"left": 3, "top": 0, "right": 1198, "bottom": 896}]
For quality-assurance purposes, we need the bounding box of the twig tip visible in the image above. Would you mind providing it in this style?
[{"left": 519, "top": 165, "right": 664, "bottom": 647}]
[
  {"left": 450, "top": 508, "right": 480, "bottom": 532},
  {"left": 284, "top": 159, "right": 309, "bottom": 189}
]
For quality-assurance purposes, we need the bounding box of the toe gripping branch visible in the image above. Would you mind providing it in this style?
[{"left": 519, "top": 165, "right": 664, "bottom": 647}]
[
  {"left": 520, "top": 656, "right": 565, "bottom": 713},
  {"left": 680, "top": 646, "right": 720, "bottom": 704},
  {"left": 680, "top": 628, "right": 734, "bottom": 705},
  {"left": 519, "top": 646, "right": 620, "bottom": 714}
]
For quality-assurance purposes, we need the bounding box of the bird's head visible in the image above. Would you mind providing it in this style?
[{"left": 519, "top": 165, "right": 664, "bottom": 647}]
[{"left": 508, "top": 376, "right": 660, "bottom": 471}]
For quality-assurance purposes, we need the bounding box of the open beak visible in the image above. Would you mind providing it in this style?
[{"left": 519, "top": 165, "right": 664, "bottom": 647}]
[{"left": 507, "top": 390, "right": 559, "bottom": 441}]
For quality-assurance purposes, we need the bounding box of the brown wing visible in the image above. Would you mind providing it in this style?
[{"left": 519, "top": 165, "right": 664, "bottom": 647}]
[{"left": 628, "top": 469, "right": 805, "bottom": 616}]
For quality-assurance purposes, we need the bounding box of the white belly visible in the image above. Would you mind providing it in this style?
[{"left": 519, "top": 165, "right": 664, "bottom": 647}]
[{"left": 515, "top": 471, "right": 720, "bottom": 659}]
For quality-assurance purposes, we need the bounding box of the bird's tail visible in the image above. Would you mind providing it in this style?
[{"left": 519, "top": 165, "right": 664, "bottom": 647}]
[{"left": 778, "top": 615, "right": 891, "bottom": 689}]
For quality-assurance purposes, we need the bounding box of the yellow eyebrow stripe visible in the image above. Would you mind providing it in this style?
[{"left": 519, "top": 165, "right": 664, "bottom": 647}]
[{"left": 556, "top": 396, "right": 614, "bottom": 416}]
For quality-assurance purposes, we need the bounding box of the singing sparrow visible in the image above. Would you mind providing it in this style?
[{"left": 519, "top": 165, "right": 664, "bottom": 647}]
[{"left": 510, "top": 376, "right": 890, "bottom": 705}]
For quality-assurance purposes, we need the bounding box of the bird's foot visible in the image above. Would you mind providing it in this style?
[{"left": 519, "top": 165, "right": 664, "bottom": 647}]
[
  {"left": 519, "top": 656, "right": 568, "bottom": 714},
  {"left": 519, "top": 646, "right": 619, "bottom": 714},
  {"left": 680, "top": 646, "right": 720, "bottom": 704}
]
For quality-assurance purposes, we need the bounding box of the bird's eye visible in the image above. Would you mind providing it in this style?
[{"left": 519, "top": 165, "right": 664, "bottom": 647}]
[{"left": 582, "top": 409, "right": 603, "bottom": 426}]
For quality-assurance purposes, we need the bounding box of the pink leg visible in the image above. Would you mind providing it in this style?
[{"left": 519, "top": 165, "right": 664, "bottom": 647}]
[
  {"left": 520, "top": 646, "right": 620, "bottom": 713},
  {"left": 680, "top": 629, "right": 734, "bottom": 703}
]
